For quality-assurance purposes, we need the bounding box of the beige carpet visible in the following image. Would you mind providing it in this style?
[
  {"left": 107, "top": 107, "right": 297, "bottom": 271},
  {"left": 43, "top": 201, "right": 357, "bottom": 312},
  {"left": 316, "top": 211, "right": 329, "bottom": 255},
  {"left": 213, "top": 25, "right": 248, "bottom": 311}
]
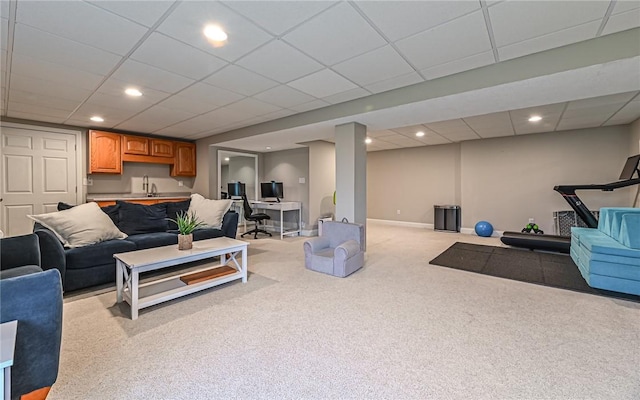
[{"left": 52, "top": 221, "right": 640, "bottom": 399}]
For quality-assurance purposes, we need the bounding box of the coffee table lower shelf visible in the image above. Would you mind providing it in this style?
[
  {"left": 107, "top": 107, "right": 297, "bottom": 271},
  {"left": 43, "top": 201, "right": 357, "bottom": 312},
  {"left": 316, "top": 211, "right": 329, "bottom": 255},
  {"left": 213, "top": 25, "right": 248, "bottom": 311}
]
[{"left": 121, "top": 263, "right": 242, "bottom": 311}]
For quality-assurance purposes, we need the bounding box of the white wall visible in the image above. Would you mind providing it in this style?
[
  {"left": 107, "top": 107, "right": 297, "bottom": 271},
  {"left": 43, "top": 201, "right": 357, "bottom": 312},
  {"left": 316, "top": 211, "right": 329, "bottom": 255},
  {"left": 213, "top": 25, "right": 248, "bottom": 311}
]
[
  {"left": 89, "top": 162, "right": 193, "bottom": 195},
  {"left": 262, "top": 148, "right": 310, "bottom": 229},
  {"left": 367, "top": 125, "right": 633, "bottom": 233},
  {"left": 367, "top": 143, "right": 461, "bottom": 223}
]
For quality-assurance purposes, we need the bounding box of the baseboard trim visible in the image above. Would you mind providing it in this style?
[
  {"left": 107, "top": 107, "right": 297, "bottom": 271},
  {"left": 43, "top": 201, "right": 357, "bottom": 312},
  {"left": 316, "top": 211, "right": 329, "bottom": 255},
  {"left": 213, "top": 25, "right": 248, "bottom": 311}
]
[{"left": 368, "top": 219, "right": 503, "bottom": 237}]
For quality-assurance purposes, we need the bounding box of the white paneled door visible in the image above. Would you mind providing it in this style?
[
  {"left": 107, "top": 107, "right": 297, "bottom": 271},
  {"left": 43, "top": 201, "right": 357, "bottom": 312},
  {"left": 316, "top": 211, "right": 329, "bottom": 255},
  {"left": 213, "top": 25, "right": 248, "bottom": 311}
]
[{"left": 1, "top": 125, "right": 79, "bottom": 237}]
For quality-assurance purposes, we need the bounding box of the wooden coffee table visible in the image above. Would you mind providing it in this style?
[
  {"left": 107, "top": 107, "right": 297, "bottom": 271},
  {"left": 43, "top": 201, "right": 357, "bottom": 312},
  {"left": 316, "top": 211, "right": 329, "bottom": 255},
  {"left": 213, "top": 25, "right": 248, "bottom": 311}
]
[{"left": 114, "top": 237, "right": 248, "bottom": 320}]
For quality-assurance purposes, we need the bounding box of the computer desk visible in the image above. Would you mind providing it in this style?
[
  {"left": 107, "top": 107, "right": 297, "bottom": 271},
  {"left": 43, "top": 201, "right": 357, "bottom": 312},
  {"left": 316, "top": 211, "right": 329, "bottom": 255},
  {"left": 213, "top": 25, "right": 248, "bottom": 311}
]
[{"left": 250, "top": 200, "right": 302, "bottom": 239}]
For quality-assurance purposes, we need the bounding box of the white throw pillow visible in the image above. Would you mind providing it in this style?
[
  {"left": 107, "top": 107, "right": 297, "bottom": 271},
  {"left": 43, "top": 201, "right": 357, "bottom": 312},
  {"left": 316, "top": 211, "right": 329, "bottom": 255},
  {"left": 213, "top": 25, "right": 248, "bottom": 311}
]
[
  {"left": 29, "top": 202, "right": 127, "bottom": 248},
  {"left": 187, "top": 194, "right": 232, "bottom": 229}
]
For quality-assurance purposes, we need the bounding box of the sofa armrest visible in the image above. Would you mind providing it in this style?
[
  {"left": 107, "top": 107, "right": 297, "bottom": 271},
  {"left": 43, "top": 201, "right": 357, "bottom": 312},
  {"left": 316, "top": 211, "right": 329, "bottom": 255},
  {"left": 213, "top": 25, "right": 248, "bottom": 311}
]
[
  {"left": 34, "top": 228, "right": 67, "bottom": 283},
  {"left": 334, "top": 239, "right": 361, "bottom": 262},
  {"left": 0, "top": 233, "right": 41, "bottom": 271},
  {"left": 304, "top": 237, "right": 330, "bottom": 255},
  {"left": 0, "top": 269, "right": 63, "bottom": 398},
  {"left": 221, "top": 211, "right": 239, "bottom": 238}
]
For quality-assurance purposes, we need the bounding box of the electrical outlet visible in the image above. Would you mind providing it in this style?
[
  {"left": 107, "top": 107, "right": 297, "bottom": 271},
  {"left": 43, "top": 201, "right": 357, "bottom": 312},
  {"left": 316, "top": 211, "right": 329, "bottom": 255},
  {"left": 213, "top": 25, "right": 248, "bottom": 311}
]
[
  {"left": 83, "top": 177, "right": 93, "bottom": 186},
  {"left": 529, "top": 218, "right": 535, "bottom": 224},
  {"left": 397, "top": 209, "right": 401, "bottom": 215},
  {"left": 178, "top": 181, "right": 184, "bottom": 187}
]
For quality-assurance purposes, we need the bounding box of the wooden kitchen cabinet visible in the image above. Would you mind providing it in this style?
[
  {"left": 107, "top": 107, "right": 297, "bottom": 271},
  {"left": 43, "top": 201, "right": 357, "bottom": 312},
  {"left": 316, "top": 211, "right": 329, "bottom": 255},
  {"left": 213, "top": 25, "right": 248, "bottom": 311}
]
[
  {"left": 151, "top": 139, "right": 174, "bottom": 158},
  {"left": 89, "top": 130, "right": 122, "bottom": 174},
  {"left": 171, "top": 142, "right": 196, "bottom": 177},
  {"left": 122, "top": 135, "right": 149, "bottom": 155}
]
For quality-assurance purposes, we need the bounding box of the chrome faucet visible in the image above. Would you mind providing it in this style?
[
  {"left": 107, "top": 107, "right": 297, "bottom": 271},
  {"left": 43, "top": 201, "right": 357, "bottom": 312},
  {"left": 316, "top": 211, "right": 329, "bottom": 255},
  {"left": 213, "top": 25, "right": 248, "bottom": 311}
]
[{"left": 142, "top": 175, "right": 149, "bottom": 195}]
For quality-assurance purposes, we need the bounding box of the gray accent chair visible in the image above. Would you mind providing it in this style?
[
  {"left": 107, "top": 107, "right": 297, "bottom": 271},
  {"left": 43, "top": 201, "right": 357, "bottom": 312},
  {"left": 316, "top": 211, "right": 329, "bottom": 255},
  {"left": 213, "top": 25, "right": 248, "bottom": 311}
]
[
  {"left": 303, "top": 221, "right": 365, "bottom": 277},
  {"left": 0, "top": 233, "right": 63, "bottom": 400}
]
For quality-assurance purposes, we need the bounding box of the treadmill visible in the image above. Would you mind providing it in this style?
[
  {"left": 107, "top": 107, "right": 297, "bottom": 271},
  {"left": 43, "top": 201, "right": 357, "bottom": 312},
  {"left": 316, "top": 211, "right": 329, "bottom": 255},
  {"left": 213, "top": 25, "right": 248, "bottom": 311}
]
[{"left": 500, "top": 154, "right": 640, "bottom": 253}]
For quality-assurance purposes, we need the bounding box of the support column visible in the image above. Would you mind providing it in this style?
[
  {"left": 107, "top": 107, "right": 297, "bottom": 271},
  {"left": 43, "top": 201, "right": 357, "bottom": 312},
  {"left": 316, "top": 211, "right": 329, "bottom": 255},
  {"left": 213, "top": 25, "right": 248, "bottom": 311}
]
[{"left": 335, "top": 122, "right": 367, "bottom": 232}]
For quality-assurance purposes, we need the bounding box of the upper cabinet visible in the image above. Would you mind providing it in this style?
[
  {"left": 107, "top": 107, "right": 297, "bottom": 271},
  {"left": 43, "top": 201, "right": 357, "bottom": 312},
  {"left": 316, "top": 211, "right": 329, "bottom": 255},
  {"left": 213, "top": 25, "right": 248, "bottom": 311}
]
[
  {"left": 88, "top": 131, "right": 195, "bottom": 176},
  {"left": 151, "top": 139, "right": 174, "bottom": 158},
  {"left": 122, "top": 135, "right": 149, "bottom": 155},
  {"left": 171, "top": 142, "right": 196, "bottom": 177},
  {"left": 89, "top": 130, "right": 122, "bottom": 174}
]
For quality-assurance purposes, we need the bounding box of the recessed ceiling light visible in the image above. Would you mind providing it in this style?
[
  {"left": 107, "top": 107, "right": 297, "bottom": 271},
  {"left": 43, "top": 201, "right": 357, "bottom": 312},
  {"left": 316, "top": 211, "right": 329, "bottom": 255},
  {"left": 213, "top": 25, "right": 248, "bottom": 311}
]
[
  {"left": 528, "top": 115, "right": 542, "bottom": 122},
  {"left": 365, "top": 138, "right": 372, "bottom": 144},
  {"left": 204, "top": 24, "right": 227, "bottom": 46},
  {"left": 125, "top": 88, "right": 142, "bottom": 97},
  {"left": 416, "top": 131, "right": 425, "bottom": 137},
  {"left": 266, "top": 146, "right": 272, "bottom": 150},
  {"left": 90, "top": 116, "right": 104, "bottom": 122},
  {"left": 224, "top": 157, "right": 230, "bottom": 161}
]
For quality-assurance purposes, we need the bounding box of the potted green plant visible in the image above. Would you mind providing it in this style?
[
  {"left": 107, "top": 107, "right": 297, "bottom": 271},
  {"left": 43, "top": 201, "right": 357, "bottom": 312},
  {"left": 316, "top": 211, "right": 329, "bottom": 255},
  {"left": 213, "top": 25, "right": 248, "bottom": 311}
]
[{"left": 168, "top": 211, "right": 204, "bottom": 250}]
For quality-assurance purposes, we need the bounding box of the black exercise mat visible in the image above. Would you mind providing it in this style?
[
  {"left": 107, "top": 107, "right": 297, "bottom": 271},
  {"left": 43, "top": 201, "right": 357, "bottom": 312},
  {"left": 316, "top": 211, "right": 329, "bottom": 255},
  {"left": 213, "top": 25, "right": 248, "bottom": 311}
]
[{"left": 429, "top": 242, "right": 640, "bottom": 302}]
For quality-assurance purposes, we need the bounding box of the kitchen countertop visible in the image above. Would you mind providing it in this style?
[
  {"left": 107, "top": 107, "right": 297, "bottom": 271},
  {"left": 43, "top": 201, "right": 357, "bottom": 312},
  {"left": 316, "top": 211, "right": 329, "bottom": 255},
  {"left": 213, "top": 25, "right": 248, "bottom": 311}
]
[{"left": 86, "top": 192, "right": 192, "bottom": 201}]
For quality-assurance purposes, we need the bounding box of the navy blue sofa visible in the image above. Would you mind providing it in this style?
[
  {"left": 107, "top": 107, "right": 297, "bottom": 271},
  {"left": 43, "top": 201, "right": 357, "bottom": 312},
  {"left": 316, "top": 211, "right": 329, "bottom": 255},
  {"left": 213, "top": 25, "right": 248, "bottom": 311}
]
[{"left": 34, "top": 199, "right": 239, "bottom": 292}]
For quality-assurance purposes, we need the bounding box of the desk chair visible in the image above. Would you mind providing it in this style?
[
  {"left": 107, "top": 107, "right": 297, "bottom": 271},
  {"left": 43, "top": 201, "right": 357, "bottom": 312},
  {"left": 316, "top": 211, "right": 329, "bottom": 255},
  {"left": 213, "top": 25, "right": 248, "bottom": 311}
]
[{"left": 240, "top": 194, "right": 272, "bottom": 239}]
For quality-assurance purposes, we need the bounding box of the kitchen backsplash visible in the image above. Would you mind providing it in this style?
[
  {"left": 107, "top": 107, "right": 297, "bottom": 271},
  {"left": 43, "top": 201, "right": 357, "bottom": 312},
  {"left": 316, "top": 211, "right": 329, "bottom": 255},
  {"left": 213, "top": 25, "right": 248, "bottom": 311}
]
[{"left": 88, "top": 162, "right": 194, "bottom": 194}]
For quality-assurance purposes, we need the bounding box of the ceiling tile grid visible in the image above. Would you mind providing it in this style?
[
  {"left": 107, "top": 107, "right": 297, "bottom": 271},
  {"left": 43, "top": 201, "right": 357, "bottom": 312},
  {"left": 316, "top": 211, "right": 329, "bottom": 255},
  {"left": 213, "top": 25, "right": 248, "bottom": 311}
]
[
  {"left": 0, "top": 0, "right": 638, "bottom": 154},
  {"left": 282, "top": 2, "right": 387, "bottom": 66}
]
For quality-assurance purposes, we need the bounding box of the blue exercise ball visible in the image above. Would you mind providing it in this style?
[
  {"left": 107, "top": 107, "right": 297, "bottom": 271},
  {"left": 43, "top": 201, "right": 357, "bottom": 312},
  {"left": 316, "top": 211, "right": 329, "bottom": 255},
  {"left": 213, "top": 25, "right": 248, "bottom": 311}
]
[{"left": 475, "top": 221, "right": 494, "bottom": 237}]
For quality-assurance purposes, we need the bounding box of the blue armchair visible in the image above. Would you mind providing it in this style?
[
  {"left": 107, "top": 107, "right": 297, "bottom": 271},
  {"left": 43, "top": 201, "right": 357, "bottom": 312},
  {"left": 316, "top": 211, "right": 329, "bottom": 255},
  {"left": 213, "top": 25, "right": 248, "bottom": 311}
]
[{"left": 1, "top": 234, "right": 63, "bottom": 400}]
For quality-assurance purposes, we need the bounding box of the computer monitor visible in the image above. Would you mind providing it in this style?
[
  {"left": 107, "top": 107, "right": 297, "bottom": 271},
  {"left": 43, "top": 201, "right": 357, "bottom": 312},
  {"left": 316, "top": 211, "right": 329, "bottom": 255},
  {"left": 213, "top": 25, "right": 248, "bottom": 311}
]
[
  {"left": 619, "top": 154, "right": 640, "bottom": 180},
  {"left": 227, "top": 182, "right": 245, "bottom": 198},
  {"left": 260, "top": 181, "right": 284, "bottom": 202}
]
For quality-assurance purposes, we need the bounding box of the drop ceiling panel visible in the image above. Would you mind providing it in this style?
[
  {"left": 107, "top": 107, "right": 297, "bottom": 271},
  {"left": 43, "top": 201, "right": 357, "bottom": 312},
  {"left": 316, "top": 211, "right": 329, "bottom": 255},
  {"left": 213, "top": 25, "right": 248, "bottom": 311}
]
[
  {"left": 463, "top": 112, "right": 514, "bottom": 138},
  {"left": 222, "top": 97, "right": 282, "bottom": 118},
  {"left": 289, "top": 69, "right": 358, "bottom": 98},
  {"left": 603, "top": 98, "right": 640, "bottom": 125},
  {"left": 374, "top": 135, "right": 422, "bottom": 147},
  {"left": 367, "top": 129, "right": 397, "bottom": 138},
  {"left": 283, "top": 2, "right": 387, "bottom": 66},
  {"left": 87, "top": 1, "right": 175, "bottom": 28},
  {"left": 156, "top": 1, "right": 273, "bottom": 62},
  {"left": 222, "top": 1, "right": 336, "bottom": 36},
  {"left": 565, "top": 92, "right": 637, "bottom": 109},
  {"left": 176, "top": 81, "right": 244, "bottom": 108},
  {"left": 497, "top": 21, "right": 600, "bottom": 62},
  {"left": 556, "top": 115, "right": 612, "bottom": 131},
  {"left": 601, "top": 7, "right": 640, "bottom": 36},
  {"left": 156, "top": 95, "right": 219, "bottom": 115},
  {"left": 415, "top": 134, "right": 451, "bottom": 145},
  {"left": 10, "top": 53, "right": 104, "bottom": 90},
  {"left": 9, "top": 89, "right": 81, "bottom": 112},
  {"left": 12, "top": 24, "right": 122, "bottom": 75},
  {"left": 8, "top": 101, "right": 73, "bottom": 118},
  {"left": 489, "top": 0, "right": 609, "bottom": 47},
  {"left": 333, "top": 45, "right": 415, "bottom": 87},
  {"left": 355, "top": 0, "right": 481, "bottom": 42},
  {"left": 130, "top": 33, "right": 228, "bottom": 80},
  {"left": 72, "top": 103, "right": 142, "bottom": 123},
  {"left": 111, "top": 60, "right": 195, "bottom": 93},
  {"left": 364, "top": 71, "right": 424, "bottom": 94},
  {"left": 9, "top": 73, "right": 93, "bottom": 102},
  {"left": 0, "top": 2, "right": 8, "bottom": 18},
  {"left": 322, "top": 87, "right": 370, "bottom": 105},
  {"left": 154, "top": 114, "right": 221, "bottom": 137},
  {"left": 425, "top": 119, "right": 480, "bottom": 141},
  {"left": 7, "top": 111, "right": 66, "bottom": 124},
  {"left": 510, "top": 103, "right": 565, "bottom": 134},
  {"left": 203, "top": 65, "right": 278, "bottom": 96},
  {"left": 115, "top": 106, "right": 198, "bottom": 133},
  {"left": 95, "top": 78, "right": 173, "bottom": 105},
  {"left": 1, "top": 17, "right": 8, "bottom": 51},
  {"left": 252, "top": 85, "right": 316, "bottom": 109},
  {"left": 395, "top": 11, "right": 492, "bottom": 70},
  {"left": 16, "top": 1, "right": 148, "bottom": 55},
  {"left": 237, "top": 40, "right": 324, "bottom": 83},
  {"left": 390, "top": 125, "right": 431, "bottom": 136},
  {"left": 420, "top": 51, "right": 494, "bottom": 81}
]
